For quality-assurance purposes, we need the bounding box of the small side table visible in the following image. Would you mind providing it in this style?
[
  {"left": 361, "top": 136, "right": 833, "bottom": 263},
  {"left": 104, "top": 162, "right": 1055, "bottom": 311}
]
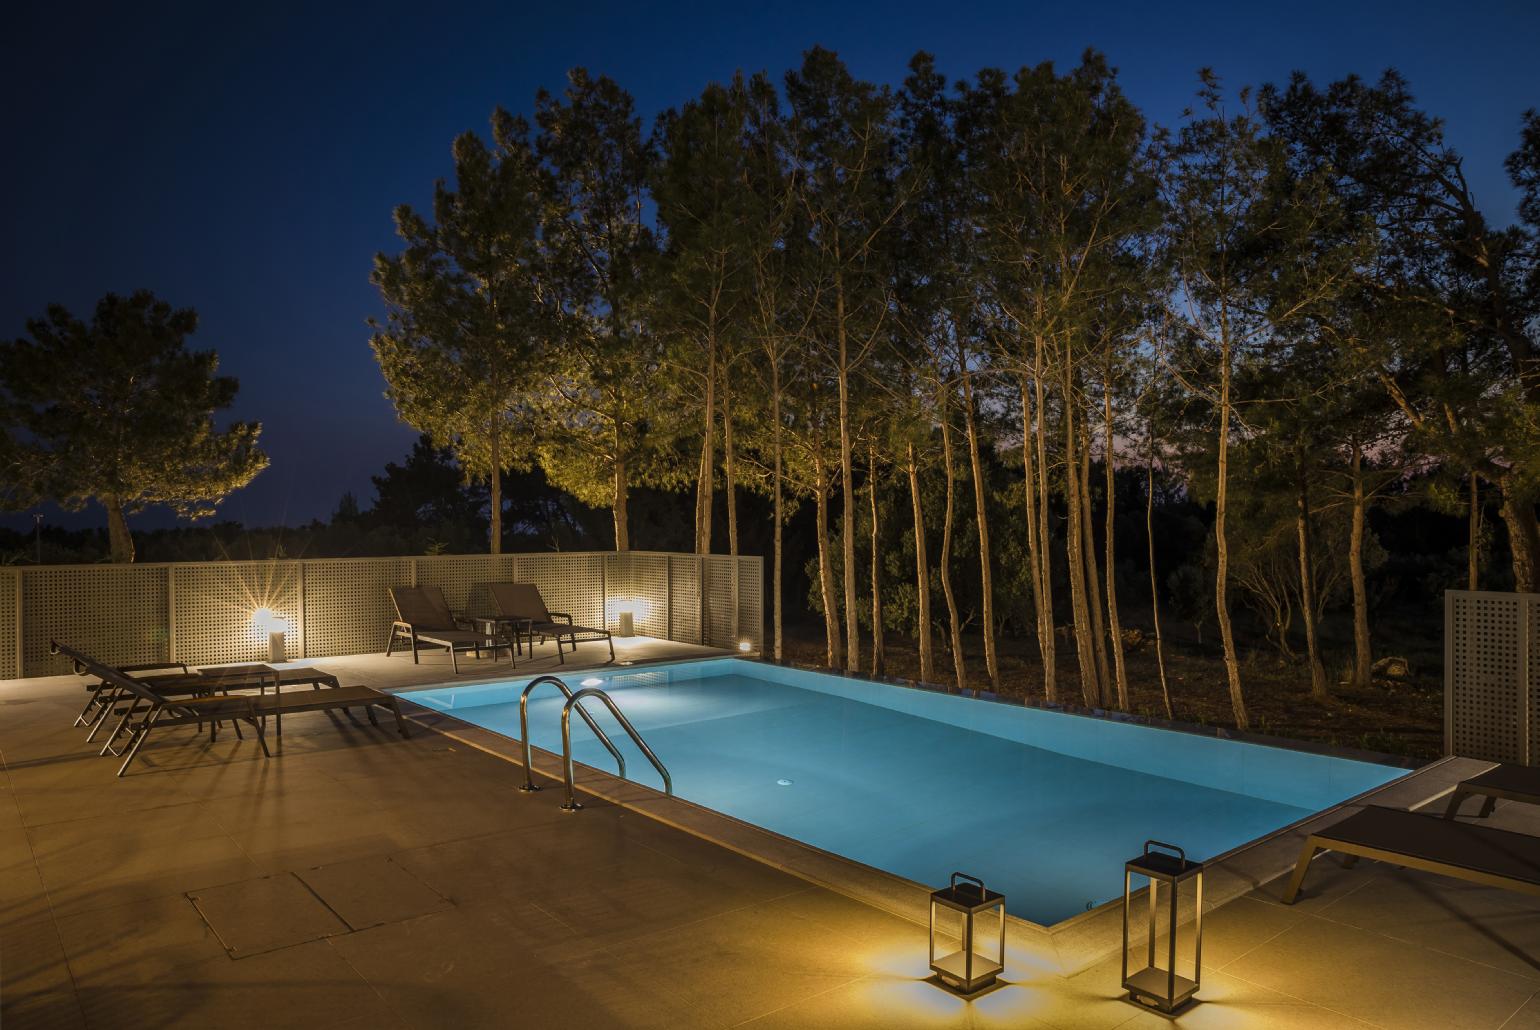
[{"left": 470, "top": 616, "right": 531, "bottom": 667}]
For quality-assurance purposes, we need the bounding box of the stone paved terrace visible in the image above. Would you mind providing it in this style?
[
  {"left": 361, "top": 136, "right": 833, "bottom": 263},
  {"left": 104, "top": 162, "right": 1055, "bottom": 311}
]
[{"left": 4, "top": 638, "right": 1540, "bottom": 1029}]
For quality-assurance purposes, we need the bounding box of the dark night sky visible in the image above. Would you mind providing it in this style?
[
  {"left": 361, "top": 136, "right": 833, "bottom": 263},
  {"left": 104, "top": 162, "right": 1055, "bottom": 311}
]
[{"left": 3, "top": 0, "right": 1536, "bottom": 532}]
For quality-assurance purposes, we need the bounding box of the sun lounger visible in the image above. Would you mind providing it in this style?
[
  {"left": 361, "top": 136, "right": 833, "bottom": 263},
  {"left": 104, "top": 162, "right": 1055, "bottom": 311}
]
[
  {"left": 67, "top": 656, "right": 192, "bottom": 728},
  {"left": 52, "top": 642, "right": 409, "bottom": 776},
  {"left": 386, "top": 585, "right": 501, "bottom": 672},
  {"left": 1443, "top": 764, "right": 1540, "bottom": 820},
  {"left": 64, "top": 650, "right": 330, "bottom": 743},
  {"left": 488, "top": 582, "right": 614, "bottom": 664},
  {"left": 1281, "top": 805, "right": 1540, "bottom": 904}
]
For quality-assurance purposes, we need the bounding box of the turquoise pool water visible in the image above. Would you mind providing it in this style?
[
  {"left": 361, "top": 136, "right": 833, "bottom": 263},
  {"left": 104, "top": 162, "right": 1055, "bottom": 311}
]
[{"left": 403, "top": 659, "right": 1404, "bottom": 924}]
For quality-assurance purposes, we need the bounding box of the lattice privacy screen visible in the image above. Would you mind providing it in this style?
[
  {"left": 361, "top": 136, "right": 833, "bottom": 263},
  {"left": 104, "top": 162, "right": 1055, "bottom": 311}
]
[
  {"left": 5, "top": 550, "right": 763, "bottom": 678},
  {"left": 1446, "top": 590, "right": 1537, "bottom": 764},
  {"left": 0, "top": 569, "right": 19, "bottom": 678},
  {"left": 667, "top": 554, "right": 702, "bottom": 644},
  {"left": 304, "top": 558, "right": 414, "bottom": 659},
  {"left": 23, "top": 565, "right": 170, "bottom": 676},
  {"left": 172, "top": 562, "right": 304, "bottom": 666}
]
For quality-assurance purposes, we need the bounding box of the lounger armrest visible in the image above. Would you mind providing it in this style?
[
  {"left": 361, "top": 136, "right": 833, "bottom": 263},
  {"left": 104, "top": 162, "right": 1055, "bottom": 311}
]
[
  {"left": 120, "top": 661, "right": 190, "bottom": 675},
  {"left": 547, "top": 612, "right": 575, "bottom": 625}
]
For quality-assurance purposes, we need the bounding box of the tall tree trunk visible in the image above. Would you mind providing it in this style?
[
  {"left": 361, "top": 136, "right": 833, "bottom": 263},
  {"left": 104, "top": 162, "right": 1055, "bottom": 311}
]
[
  {"left": 489, "top": 423, "right": 502, "bottom": 555},
  {"left": 105, "top": 496, "right": 134, "bottom": 564},
  {"left": 1032, "top": 342, "right": 1057, "bottom": 701},
  {"left": 1103, "top": 384, "right": 1129, "bottom": 710},
  {"left": 613, "top": 452, "right": 630, "bottom": 552},
  {"left": 814, "top": 453, "right": 842, "bottom": 668},
  {"left": 1468, "top": 472, "right": 1480, "bottom": 592},
  {"left": 907, "top": 442, "right": 933, "bottom": 681},
  {"left": 1019, "top": 380, "right": 1050, "bottom": 699},
  {"left": 961, "top": 366, "right": 999, "bottom": 688},
  {"left": 939, "top": 399, "right": 966, "bottom": 689},
  {"left": 1349, "top": 440, "right": 1372, "bottom": 688},
  {"left": 868, "top": 440, "right": 884, "bottom": 678},
  {"left": 1497, "top": 473, "right": 1540, "bottom": 593},
  {"left": 1147, "top": 425, "right": 1172, "bottom": 719},
  {"left": 772, "top": 375, "right": 784, "bottom": 662},
  {"left": 835, "top": 266, "right": 860, "bottom": 673},
  {"left": 1296, "top": 472, "right": 1328, "bottom": 700},
  {"left": 1061, "top": 373, "right": 1099, "bottom": 707},
  {"left": 1214, "top": 330, "right": 1248, "bottom": 730},
  {"left": 696, "top": 346, "right": 716, "bottom": 554},
  {"left": 724, "top": 366, "right": 739, "bottom": 557},
  {"left": 1080, "top": 428, "right": 1112, "bottom": 706}
]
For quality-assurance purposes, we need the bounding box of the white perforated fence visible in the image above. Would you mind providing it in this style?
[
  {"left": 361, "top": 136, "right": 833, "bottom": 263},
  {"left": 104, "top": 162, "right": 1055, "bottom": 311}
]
[
  {"left": 3, "top": 551, "right": 763, "bottom": 679},
  {"left": 1446, "top": 590, "right": 1540, "bottom": 765}
]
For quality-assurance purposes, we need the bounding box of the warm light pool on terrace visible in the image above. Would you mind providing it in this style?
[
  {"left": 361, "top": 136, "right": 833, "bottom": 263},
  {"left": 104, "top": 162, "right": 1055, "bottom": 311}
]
[{"left": 403, "top": 659, "right": 1404, "bottom": 924}]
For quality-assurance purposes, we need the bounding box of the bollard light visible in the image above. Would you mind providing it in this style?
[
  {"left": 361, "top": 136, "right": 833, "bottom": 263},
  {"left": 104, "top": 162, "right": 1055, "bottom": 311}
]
[
  {"left": 253, "top": 607, "right": 289, "bottom": 663},
  {"left": 929, "top": 872, "right": 1005, "bottom": 995},
  {"left": 1122, "top": 840, "right": 1203, "bottom": 1014}
]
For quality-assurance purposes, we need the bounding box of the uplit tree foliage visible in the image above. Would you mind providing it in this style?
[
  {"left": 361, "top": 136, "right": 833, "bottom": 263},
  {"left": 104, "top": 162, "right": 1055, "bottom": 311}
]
[
  {"left": 0, "top": 290, "right": 267, "bottom": 562},
  {"left": 371, "top": 109, "right": 549, "bottom": 554},
  {"left": 370, "top": 49, "right": 1539, "bottom": 731}
]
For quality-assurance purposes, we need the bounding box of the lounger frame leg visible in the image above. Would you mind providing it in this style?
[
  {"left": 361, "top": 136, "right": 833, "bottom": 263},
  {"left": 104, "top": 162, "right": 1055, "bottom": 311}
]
[
  {"left": 1281, "top": 839, "right": 1322, "bottom": 904},
  {"left": 116, "top": 708, "right": 162, "bottom": 777}
]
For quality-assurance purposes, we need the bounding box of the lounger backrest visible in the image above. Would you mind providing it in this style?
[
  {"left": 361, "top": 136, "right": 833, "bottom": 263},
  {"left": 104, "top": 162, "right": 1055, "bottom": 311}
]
[
  {"left": 489, "top": 582, "right": 551, "bottom": 622},
  {"left": 49, "top": 641, "right": 171, "bottom": 707},
  {"left": 390, "top": 585, "right": 457, "bottom": 631}
]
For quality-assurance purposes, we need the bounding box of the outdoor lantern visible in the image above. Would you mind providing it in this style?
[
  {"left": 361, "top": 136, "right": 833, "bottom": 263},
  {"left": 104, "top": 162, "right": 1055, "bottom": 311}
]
[
  {"left": 1122, "top": 840, "right": 1204, "bottom": 1014},
  {"left": 929, "top": 872, "right": 1005, "bottom": 995}
]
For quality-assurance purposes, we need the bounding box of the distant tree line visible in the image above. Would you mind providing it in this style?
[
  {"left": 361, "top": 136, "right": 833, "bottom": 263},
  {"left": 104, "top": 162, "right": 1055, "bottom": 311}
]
[{"left": 371, "top": 47, "right": 1539, "bottom": 729}]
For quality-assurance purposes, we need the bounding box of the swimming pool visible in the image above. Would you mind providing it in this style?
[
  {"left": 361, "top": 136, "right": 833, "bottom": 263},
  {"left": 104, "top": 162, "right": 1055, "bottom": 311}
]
[{"left": 403, "top": 658, "right": 1405, "bottom": 925}]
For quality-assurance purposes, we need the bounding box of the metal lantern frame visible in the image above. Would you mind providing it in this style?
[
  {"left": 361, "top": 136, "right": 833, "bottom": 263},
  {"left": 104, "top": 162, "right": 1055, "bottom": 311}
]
[
  {"left": 1122, "top": 839, "right": 1204, "bottom": 1014},
  {"left": 929, "top": 871, "right": 1006, "bottom": 995}
]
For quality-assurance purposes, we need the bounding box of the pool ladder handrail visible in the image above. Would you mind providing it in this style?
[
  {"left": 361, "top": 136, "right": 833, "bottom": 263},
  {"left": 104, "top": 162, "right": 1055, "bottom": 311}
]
[
  {"left": 518, "top": 675, "right": 627, "bottom": 792},
  {"left": 559, "top": 687, "right": 672, "bottom": 812}
]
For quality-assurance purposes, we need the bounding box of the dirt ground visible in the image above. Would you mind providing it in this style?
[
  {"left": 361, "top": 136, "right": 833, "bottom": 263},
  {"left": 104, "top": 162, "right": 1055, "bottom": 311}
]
[{"left": 779, "top": 608, "right": 1445, "bottom": 761}]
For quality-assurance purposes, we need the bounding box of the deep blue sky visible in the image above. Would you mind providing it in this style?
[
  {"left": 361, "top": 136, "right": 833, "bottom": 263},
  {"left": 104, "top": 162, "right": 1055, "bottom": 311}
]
[{"left": 3, "top": 0, "right": 1536, "bottom": 532}]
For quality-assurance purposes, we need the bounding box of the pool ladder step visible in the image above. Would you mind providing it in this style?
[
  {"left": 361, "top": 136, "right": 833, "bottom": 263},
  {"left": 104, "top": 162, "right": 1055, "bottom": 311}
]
[{"left": 516, "top": 674, "right": 672, "bottom": 812}]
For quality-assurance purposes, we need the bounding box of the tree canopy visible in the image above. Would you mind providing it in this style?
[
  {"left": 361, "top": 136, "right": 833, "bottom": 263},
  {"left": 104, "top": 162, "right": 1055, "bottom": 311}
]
[{"left": 0, "top": 290, "right": 266, "bottom": 562}]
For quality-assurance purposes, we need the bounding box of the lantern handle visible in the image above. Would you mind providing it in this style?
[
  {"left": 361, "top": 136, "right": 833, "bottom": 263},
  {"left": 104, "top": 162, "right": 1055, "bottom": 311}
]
[
  {"left": 1143, "top": 840, "right": 1186, "bottom": 864},
  {"left": 949, "top": 871, "right": 988, "bottom": 895}
]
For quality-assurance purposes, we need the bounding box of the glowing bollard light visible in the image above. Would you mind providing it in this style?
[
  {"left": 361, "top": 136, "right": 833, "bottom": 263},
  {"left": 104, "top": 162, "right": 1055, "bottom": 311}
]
[
  {"left": 929, "top": 872, "right": 1005, "bottom": 995},
  {"left": 1122, "top": 840, "right": 1203, "bottom": 1014},
  {"left": 253, "top": 607, "right": 289, "bottom": 663}
]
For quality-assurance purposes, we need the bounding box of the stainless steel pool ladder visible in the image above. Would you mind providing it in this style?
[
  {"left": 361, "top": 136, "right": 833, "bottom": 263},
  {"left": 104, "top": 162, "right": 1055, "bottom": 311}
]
[{"left": 516, "top": 675, "right": 672, "bottom": 812}]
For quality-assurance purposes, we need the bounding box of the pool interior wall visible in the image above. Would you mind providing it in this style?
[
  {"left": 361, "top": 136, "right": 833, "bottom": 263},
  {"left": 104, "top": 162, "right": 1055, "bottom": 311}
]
[{"left": 404, "top": 658, "right": 1403, "bottom": 925}]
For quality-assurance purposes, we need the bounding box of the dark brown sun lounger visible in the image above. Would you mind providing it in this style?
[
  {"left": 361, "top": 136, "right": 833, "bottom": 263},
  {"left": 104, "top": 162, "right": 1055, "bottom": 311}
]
[
  {"left": 68, "top": 656, "right": 192, "bottom": 728},
  {"left": 1443, "top": 764, "right": 1540, "bottom": 820},
  {"left": 52, "top": 642, "right": 409, "bottom": 776},
  {"left": 61, "top": 647, "right": 334, "bottom": 742},
  {"left": 386, "top": 584, "right": 502, "bottom": 672},
  {"left": 1281, "top": 805, "right": 1540, "bottom": 904},
  {"left": 489, "top": 582, "right": 614, "bottom": 664}
]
